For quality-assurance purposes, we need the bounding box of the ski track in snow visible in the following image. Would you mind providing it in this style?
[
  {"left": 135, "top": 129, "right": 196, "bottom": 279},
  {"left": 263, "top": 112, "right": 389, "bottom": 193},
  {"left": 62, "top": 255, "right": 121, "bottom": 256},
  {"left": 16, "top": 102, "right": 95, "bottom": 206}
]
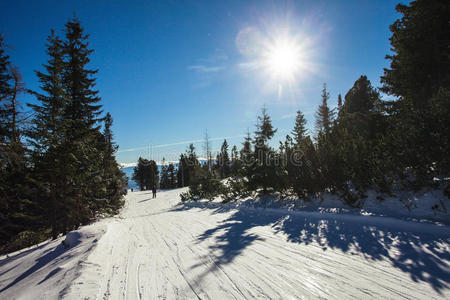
[{"left": 0, "top": 188, "right": 449, "bottom": 299}]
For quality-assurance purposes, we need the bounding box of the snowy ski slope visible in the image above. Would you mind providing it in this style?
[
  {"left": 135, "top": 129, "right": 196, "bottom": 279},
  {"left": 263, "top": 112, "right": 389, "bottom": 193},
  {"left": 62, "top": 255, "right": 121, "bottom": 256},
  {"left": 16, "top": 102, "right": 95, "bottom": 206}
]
[{"left": 1, "top": 188, "right": 449, "bottom": 299}]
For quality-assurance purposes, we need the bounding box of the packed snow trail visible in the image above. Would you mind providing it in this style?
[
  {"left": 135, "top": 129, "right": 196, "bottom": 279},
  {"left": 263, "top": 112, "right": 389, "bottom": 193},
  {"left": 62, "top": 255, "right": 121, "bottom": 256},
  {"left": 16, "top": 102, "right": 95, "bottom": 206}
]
[{"left": 1, "top": 189, "right": 450, "bottom": 299}]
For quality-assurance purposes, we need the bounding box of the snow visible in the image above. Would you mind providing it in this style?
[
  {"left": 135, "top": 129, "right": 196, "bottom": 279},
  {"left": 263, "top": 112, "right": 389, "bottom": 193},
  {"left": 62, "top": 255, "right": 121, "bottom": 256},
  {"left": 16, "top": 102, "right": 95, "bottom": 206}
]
[
  {"left": 1, "top": 188, "right": 449, "bottom": 299},
  {"left": 0, "top": 224, "right": 106, "bottom": 299}
]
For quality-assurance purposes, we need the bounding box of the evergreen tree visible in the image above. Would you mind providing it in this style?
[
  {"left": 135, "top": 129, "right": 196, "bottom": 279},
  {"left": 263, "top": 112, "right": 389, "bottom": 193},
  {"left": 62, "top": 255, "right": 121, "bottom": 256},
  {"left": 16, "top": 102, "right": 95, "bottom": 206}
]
[
  {"left": 230, "top": 145, "right": 240, "bottom": 176},
  {"left": 333, "top": 76, "right": 388, "bottom": 196},
  {"left": 315, "top": 85, "right": 340, "bottom": 192},
  {"left": 0, "top": 35, "right": 36, "bottom": 244},
  {"left": 177, "top": 154, "right": 187, "bottom": 187},
  {"left": 160, "top": 158, "right": 169, "bottom": 189},
  {"left": 0, "top": 34, "right": 12, "bottom": 242},
  {"left": 240, "top": 129, "right": 252, "bottom": 165},
  {"left": 98, "top": 112, "right": 126, "bottom": 213},
  {"left": 380, "top": 0, "right": 450, "bottom": 108},
  {"left": 337, "top": 94, "right": 343, "bottom": 111},
  {"left": 342, "top": 75, "right": 381, "bottom": 116},
  {"left": 62, "top": 18, "right": 105, "bottom": 226},
  {"left": 247, "top": 107, "right": 278, "bottom": 193},
  {"left": 0, "top": 34, "right": 12, "bottom": 141},
  {"left": 177, "top": 144, "right": 200, "bottom": 187},
  {"left": 285, "top": 112, "right": 320, "bottom": 198},
  {"left": 380, "top": 0, "right": 450, "bottom": 184},
  {"left": 217, "top": 139, "right": 230, "bottom": 178},
  {"left": 315, "top": 84, "right": 335, "bottom": 134},
  {"left": 167, "top": 163, "right": 176, "bottom": 188},
  {"left": 28, "top": 30, "right": 68, "bottom": 238},
  {"left": 292, "top": 110, "right": 307, "bottom": 145},
  {"left": 132, "top": 158, "right": 159, "bottom": 190}
]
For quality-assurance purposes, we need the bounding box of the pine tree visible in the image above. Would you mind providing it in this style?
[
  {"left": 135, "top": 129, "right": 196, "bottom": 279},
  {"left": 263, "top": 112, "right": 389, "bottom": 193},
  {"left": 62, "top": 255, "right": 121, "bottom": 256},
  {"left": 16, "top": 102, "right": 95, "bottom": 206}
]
[
  {"left": 337, "top": 94, "right": 343, "bottom": 111},
  {"left": 160, "top": 158, "right": 169, "bottom": 189},
  {"left": 0, "top": 35, "right": 36, "bottom": 245},
  {"left": 177, "top": 154, "right": 187, "bottom": 187},
  {"left": 230, "top": 145, "right": 240, "bottom": 175},
  {"left": 0, "top": 34, "right": 11, "bottom": 242},
  {"left": 217, "top": 139, "right": 230, "bottom": 178},
  {"left": 62, "top": 18, "right": 104, "bottom": 227},
  {"left": 99, "top": 112, "right": 126, "bottom": 212},
  {"left": 292, "top": 110, "right": 307, "bottom": 145},
  {"left": 132, "top": 158, "right": 159, "bottom": 190},
  {"left": 315, "top": 85, "right": 340, "bottom": 192},
  {"left": 240, "top": 129, "right": 252, "bottom": 164},
  {"left": 380, "top": 0, "right": 450, "bottom": 108},
  {"left": 248, "top": 107, "right": 278, "bottom": 193},
  {"left": 380, "top": 0, "right": 450, "bottom": 184},
  {"left": 167, "top": 163, "right": 176, "bottom": 188},
  {"left": 28, "top": 30, "right": 68, "bottom": 238},
  {"left": 315, "top": 83, "right": 335, "bottom": 134},
  {"left": 177, "top": 144, "right": 200, "bottom": 187},
  {"left": 0, "top": 34, "right": 12, "bottom": 142},
  {"left": 343, "top": 75, "right": 381, "bottom": 116},
  {"left": 332, "top": 76, "right": 388, "bottom": 194}
]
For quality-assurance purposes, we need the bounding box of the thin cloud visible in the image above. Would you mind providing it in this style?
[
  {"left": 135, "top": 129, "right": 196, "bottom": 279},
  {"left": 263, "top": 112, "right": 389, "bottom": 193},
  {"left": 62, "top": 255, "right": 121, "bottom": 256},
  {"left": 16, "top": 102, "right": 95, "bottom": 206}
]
[
  {"left": 187, "top": 65, "right": 226, "bottom": 73},
  {"left": 118, "top": 135, "right": 245, "bottom": 154}
]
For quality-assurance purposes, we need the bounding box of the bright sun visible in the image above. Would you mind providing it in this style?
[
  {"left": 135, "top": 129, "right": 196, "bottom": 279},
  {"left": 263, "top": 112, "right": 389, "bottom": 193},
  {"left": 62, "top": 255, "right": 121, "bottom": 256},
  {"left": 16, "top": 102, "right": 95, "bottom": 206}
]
[{"left": 265, "top": 38, "right": 302, "bottom": 80}]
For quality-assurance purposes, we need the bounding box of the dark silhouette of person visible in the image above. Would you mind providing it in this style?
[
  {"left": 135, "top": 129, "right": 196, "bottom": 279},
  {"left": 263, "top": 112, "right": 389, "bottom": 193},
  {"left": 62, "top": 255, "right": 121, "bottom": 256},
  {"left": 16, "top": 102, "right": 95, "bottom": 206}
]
[{"left": 152, "top": 185, "right": 157, "bottom": 198}]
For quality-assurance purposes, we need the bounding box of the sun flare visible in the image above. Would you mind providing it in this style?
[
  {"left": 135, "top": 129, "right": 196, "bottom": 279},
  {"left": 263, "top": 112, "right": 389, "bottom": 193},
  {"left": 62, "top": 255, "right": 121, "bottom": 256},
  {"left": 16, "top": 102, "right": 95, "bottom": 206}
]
[
  {"left": 236, "top": 25, "right": 317, "bottom": 99},
  {"left": 266, "top": 39, "right": 301, "bottom": 79}
]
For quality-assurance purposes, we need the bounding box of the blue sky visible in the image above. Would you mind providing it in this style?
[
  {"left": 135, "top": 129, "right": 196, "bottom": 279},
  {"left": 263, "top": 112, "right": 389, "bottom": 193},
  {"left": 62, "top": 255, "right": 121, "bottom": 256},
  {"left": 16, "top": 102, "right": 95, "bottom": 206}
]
[{"left": 0, "top": 0, "right": 404, "bottom": 164}]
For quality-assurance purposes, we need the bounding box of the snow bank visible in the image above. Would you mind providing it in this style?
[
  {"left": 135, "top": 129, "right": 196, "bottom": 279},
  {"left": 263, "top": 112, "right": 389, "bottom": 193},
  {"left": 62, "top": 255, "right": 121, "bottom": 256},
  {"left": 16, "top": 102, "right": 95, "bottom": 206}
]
[
  {"left": 187, "top": 187, "right": 450, "bottom": 225},
  {"left": 0, "top": 223, "right": 107, "bottom": 300}
]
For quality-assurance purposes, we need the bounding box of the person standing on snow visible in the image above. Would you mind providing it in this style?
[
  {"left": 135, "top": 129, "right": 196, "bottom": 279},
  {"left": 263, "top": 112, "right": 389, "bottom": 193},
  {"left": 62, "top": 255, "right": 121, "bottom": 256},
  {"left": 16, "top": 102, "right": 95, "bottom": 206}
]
[{"left": 152, "top": 185, "right": 157, "bottom": 198}]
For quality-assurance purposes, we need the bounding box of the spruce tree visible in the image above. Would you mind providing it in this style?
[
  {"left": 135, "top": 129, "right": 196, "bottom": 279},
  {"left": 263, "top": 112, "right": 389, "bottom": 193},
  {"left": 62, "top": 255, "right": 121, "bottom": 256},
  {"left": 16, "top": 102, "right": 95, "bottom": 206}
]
[
  {"left": 230, "top": 145, "right": 240, "bottom": 175},
  {"left": 99, "top": 112, "right": 126, "bottom": 212},
  {"left": 380, "top": 0, "right": 450, "bottom": 184},
  {"left": 167, "top": 163, "right": 176, "bottom": 188},
  {"left": 292, "top": 110, "right": 307, "bottom": 145},
  {"left": 28, "top": 30, "right": 68, "bottom": 238},
  {"left": 132, "top": 158, "right": 159, "bottom": 190},
  {"left": 337, "top": 94, "right": 343, "bottom": 111},
  {"left": 240, "top": 129, "right": 252, "bottom": 165},
  {"left": 0, "top": 35, "right": 36, "bottom": 244},
  {"left": 62, "top": 18, "right": 104, "bottom": 226},
  {"left": 160, "top": 158, "right": 169, "bottom": 189},
  {"left": 315, "top": 83, "right": 335, "bottom": 135},
  {"left": 0, "top": 34, "right": 12, "bottom": 141},
  {"left": 315, "top": 85, "right": 340, "bottom": 192},
  {"left": 343, "top": 75, "right": 381, "bottom": 116},
  {"left": 380, "top": 0, "right": 450, "bottom": 108},
  {"left": 218, "top": 139, "right": 230, "bottom": 178},
  {"left": 248, "top": 107, "right": 277, "bottom": 193}
]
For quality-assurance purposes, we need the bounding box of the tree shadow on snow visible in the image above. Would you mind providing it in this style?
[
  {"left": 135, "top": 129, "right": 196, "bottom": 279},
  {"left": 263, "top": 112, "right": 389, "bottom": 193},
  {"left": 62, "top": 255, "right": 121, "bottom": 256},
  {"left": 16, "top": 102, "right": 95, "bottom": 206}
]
[
  {"left": 0, "top": 232, "right": 82, "bottom": 293},
  {"left": 170, "top": 202, "right": 450, "bottom": 293}
]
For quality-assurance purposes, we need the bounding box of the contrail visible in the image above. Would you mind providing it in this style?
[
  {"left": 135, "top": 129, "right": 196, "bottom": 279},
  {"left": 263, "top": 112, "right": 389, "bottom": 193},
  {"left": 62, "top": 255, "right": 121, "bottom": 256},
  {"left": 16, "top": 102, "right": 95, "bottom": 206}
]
[{"left": 117, "top": 135, "right": 245, "bottom": 153}]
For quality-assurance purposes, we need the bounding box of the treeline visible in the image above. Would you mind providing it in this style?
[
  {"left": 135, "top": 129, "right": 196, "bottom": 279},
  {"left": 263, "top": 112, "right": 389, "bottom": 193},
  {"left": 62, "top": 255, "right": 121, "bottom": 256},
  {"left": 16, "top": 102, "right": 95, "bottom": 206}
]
[
  {"left": 179, "top": 0, "right": 450, "bottom": 204},
  {"left": 0, "top": 18, "right": 126, "bottom": 253}
]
